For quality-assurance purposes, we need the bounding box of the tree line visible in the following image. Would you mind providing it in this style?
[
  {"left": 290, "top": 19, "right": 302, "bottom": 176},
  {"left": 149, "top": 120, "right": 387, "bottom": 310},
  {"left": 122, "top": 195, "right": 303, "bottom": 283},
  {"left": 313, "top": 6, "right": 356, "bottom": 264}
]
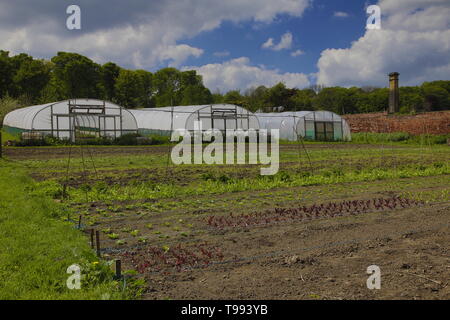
[{"left": 0, "top": 50, "right": 449, "bottom": 114}]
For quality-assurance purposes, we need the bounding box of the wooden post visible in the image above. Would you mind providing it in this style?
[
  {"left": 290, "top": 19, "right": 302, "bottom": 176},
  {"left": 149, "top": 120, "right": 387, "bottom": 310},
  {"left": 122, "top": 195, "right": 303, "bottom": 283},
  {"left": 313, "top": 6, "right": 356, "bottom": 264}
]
[
  {"left": 90, "top": 229, "right": 94, "bottom": 248},
  {"left": 78, "top": 215, "right": 82, "bottom": 229},
  {"left": 115, "top": 260, "right": 122, "bottom": 279},
  {"left": 96, "top": 230, "right": 101, "bottom": 257}
]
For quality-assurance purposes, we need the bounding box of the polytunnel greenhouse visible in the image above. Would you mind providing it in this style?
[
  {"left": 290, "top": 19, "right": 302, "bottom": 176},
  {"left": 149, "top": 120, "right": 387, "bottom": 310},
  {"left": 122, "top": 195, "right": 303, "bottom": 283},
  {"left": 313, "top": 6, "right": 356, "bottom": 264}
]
[
  {"left": 129, "top": 104, "right": 260, "bottom": 136},
  {"left": 3, "top": 99, "right": 138, "bottom": 141},
  {"left": 256, "top": 111, "right": 351, "bottom": 141}
]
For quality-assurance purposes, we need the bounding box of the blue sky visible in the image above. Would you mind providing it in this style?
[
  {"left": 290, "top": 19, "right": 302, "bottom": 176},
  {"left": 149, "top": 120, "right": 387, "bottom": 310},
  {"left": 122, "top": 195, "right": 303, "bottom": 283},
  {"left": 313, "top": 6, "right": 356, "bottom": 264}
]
[
  {"left": 0, "top": 0, "right": 449, "bottom": 91},
  {"left": 179, "top": 0, "right": 368, "bottom": 76}
]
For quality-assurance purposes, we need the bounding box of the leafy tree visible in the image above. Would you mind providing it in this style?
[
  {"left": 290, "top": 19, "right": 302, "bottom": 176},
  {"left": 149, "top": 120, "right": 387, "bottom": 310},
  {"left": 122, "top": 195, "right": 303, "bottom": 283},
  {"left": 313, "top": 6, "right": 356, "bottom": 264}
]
[
  {"left": 309, "top": 84, "right": 326, "bottom": 94},
  {"left": 263, "top": 83, "right": 296, "bottom": 111},
  {"left": 367, "top": 88, "right": 389, "bottom": 113},
  {"left": 180, "top": 85, "right": 212, "bottom": 105},
  {"left": 223, "top": 90, "right": 244, "bottom": 104},
  {"left": 244, "top": 86, "right": 269, "bottom": 112},
  {"left": 38, "top": 71, "right": 65, "bottom": 104},
  {"left": 179, "top": 70, "right": 212, "bottom": 105},
  {"left": 290, "top": 88, "right": 316, "bottom": 111},
  {"left": 153, "top": 68, "right": 182, "bottom": 107},
  {"left": 399, "top": 87, "right": 423, "bottom": 113},
  {"left": 101, "top": 62, "right": 121, "bottom": 101},
  {"left": 0, "top": 95, "right": 21, "bottom": 128},
  {"left": 421, "top": 81, "right": 450, "bottom": 111},
  {"left": 211, "top": 92, "right": 224, "bottom": 104},
  {"left": 12, "top": 59, "right": 51, "bottom": 103},
  {"left": 312, "top": 87, "right": 351, "bottom": 114},
  {"left": 1, "top": 50, "right": 448, "bottom": 115},
  {"left": 427, "top": 80, "right": 450, "bottom": 95},
  {"left": 115, "top": 69, "right": 146, "bottom": 108},
  {"left": 135, "top": 69, "right": 155, "bottom": 108},
  {"left": 51, "top": 52, "right": 102, "bottom": 99},
  {"left": 0, "top": 51, "right": 13, "bottom": 98}
]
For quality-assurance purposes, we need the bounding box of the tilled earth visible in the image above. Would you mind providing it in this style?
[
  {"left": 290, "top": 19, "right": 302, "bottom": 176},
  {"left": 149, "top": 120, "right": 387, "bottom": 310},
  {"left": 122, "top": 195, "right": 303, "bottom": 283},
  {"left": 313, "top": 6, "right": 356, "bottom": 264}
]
[
  {"left": 7, "top": 145, "right": 448, "bottom": 300},
  {"left": 134, "top": 201, "right": 449, "bottom": 300}
]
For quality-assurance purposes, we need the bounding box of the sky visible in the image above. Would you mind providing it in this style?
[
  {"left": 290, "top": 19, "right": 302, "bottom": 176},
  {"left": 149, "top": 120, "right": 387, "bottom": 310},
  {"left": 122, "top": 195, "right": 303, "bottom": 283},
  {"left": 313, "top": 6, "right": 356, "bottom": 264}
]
[{"left": 0, "top": 0, "right": 449, "bottom": 92}]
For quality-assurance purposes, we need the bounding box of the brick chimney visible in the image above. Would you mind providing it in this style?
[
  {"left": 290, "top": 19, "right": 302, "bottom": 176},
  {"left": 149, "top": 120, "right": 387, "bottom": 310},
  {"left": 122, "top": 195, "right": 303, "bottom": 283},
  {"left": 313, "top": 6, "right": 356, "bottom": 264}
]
[{"left": 388, "top": 72, "right": 400, "bottom": 114}]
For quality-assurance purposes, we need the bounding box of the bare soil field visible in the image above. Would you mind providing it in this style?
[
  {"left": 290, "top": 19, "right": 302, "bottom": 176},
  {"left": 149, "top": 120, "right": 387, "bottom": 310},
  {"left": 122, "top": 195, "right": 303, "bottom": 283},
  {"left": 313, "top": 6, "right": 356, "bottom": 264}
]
[
  {"left": 95, "top": 179, "right": 449, "bottom": 300},
  {"left": 6, "top": 143, "right": 449, "bottom": 300},
  {"left": 134, "top": 203, "right": 449, "bottom": 300}
]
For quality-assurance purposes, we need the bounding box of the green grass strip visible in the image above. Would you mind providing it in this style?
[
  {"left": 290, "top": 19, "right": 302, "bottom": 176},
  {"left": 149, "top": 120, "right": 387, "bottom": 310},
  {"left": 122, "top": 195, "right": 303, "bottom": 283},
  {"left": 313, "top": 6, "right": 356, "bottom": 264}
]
[
  {"left": 37, "top": 162, "right": 449, "bottom": 203},
  {"left": 0, "top": 159, "right": 128, "bottom": 299}
]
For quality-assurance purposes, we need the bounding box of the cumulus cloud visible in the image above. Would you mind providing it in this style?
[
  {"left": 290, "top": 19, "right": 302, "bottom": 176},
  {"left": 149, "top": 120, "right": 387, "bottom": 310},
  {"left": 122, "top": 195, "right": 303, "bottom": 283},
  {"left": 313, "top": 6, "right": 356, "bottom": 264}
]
[
  {"left": 333, "top": 11, "right": 349, "bottom": 18},
  {"left": 317, "top": 0, "right": 450, "bottom": 87},
  {"left": 159, "top": 45, "right": 204, "bottom": 68},
  {"left": 184, "top": 57, "right": 310, "bottom": 92},
  {"left": 291, "top": 49, "right": 304, "bottom": 57},
  {"left": 274, "top": 32, "right": 293, "bottom": 51},
  {"left": 262, "top": 32, "right": 293, "bottom": 51},
  {"left": 262, "top": 38, "right": 275, "bottom": 49},
  {"left": 0, "top": 0, "right": 310, "bottom": 68}
]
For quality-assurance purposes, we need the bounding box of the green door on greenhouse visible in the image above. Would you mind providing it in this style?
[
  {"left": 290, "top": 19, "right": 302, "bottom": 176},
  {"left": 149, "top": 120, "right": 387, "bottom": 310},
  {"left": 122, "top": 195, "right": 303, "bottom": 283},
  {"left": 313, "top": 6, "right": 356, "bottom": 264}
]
[
  {"left": 315, "top": 122, "right": 334, "bottom": 141},
  {"left": 333, "top": 121, "right": 343, "bottom": 140}
]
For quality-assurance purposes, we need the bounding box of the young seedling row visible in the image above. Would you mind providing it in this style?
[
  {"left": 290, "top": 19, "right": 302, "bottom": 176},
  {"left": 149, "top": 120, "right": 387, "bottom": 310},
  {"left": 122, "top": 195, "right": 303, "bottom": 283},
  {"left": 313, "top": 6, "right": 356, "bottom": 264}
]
[
  {"left": 120, "top": 242, "right": 224, "bottom": 273},
  {"left": 206, "top": 196, "right": 424, "bottom": 230}
]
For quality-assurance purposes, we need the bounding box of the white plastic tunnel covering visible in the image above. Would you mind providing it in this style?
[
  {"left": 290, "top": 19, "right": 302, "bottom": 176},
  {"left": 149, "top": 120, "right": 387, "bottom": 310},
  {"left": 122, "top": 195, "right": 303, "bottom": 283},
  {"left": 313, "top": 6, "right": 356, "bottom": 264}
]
[
  {"left": 3, "top": 99, "right": 138, "bottom": 141},
  {"left": 128, "top": 104, "right": 260, "bottom": 136},
  {"left": 256, "top": 110, "right": 351, "bottom": 141}
]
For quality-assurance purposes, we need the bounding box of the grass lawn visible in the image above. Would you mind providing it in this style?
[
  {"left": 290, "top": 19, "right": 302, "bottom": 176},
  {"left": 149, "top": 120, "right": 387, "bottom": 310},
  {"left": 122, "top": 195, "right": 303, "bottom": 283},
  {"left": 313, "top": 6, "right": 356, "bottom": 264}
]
[{"left": 0, "top": 159, "right": 133, "bottom": 299}]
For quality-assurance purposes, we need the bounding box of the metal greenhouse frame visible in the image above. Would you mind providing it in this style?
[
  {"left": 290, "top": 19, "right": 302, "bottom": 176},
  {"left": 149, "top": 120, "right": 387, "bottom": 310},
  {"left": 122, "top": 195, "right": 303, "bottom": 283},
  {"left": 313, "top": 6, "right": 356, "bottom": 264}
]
[
  {"left": 3, "top": 99, "right": 138, "bottom": 142},
  {"left": 128, "top": 104, "right": 260, "bottom": 137},
  {"left": 256, "top": 111, "right": 351, "bottom": 141}
]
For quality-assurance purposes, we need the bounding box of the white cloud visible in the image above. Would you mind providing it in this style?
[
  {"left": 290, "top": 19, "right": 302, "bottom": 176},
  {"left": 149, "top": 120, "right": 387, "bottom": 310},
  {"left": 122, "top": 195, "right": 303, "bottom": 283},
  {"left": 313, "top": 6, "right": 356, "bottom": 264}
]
[
  {"left": 291, "top": 49, "right": 304, "bottom": 57},
  {"left": 159, "top": 45, "right": 204, "bottom": 68},
  {"left": 0, "top": 21, "right": 204, "bottom": 69},
  {"left": 317, "top": 0, "right": 450, "bottom": 87},
  {"left": 262, "top": 32, "right": 293, "bottom": 51},
  {"left": 333, "top": 11, "right": 349, "bottom": 18},
  {"left": 378, "top": 0, "right": 449, "bottom": 14},
  {"left": 0, "top": 0, "right": 310, "bottom": 68},
  {"left": 274, "top": 32, "right": 293, "bottom": 51},
  {"left": 262, "top": 38, "right": 275, "bottom": 49},
  {"left": 184, "top": 57, "right": 310, "bottom": 92}
]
